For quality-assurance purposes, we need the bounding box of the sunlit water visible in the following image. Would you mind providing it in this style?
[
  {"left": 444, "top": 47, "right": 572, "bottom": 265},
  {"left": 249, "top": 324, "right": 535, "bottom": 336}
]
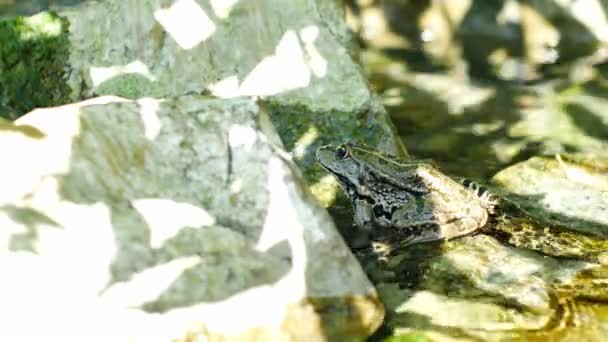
[{"left": 360, "top": 37, "right": 608, "bottom": 342}]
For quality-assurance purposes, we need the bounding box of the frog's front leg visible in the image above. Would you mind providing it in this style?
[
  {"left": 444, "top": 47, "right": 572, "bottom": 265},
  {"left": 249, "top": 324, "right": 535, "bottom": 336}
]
[
  {"left": 351, "top": 199, "right": 374, "bottom": 248},
  {"left": 354, "top": 199, "right": 373, "bottom": 229}
]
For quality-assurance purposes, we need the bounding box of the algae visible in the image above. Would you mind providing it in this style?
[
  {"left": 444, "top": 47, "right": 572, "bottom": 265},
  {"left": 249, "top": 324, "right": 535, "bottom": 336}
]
[{"left": 265, "top": 99, "right": 406, "bottom": 183}]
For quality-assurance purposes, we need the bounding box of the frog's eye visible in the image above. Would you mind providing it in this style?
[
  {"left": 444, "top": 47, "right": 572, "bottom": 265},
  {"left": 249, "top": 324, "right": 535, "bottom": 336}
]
[{"left": 336, "top": 145, "right": 349, "bottom": 159}]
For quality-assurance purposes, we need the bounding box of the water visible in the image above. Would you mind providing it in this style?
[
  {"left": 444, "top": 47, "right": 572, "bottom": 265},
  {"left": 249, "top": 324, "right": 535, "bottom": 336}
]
[{"left": 354, "top": 2, "right": 608, "bottom": 340}]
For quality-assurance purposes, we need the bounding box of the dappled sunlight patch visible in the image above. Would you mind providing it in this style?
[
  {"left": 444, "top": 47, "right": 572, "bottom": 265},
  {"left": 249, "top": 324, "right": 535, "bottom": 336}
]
[
  {"left": 309, "top": 174, "right": 340, "bottom": 208},
  {"left": 17, "top": 12, "right": 63, "bottom": 40},
  {"left": 0, "top": 202, "right": 116, "bottom": 342},
  {"left": 90, "top": 60, "right": 156, "bottom": 87},
  {"left": 408, "top": 74, "right": 496, "bottom": 116},
  {"left": 101, "top": 256, "right": 202, "bottom": 308},
  {"left": 394, "top": 290, "right": 548, "bottom": 331},
  {"left": 239, "top": 30, "right": 311, "bottom": 96},
  {"left": 228, "top": 124, "right": 257, "bottom": 150},
  {"left": 18, "top": 177, "right": 62, "bottom": 216},
  {"left": 300, "top": 26, "right": 327, "bottom": 78},
  {"left": 154, "top": 0, "right": 216, "bottom": 50},
  {"left": 137, "top": 98, "right": 163, "bottom": 140},
  {"left": 493, "top": 155, "right": 608, "bottom": 235},
  {"left": 207, "top": 75, "right": 240, "bottom": 97},
  {"left": 519, "top": 4, "right": 560, "bottom": 64},
  {"left": 554, "top": 0, "right": 608, "bottom": 43},
  {"left": 257, "top": 155, "right": 307, "bottom": 289},
  {"left": 0, "top": 96, "right": 131, "bottom": 202},
  {"left": 210, "top": 0, "right": 240, "bottom": 19},
  {"left": 444, "top": 239, "right": 544, "bottom": 286},
  {"left": 1, "top": 97, "right": 129, "bottom": 203},
  {"left": 0, "top": 105, "right": 79, "bottom": 203},
  {"left": 555, "top": 154, "right": 608, "bottom": 189},
  {"left": 0, "top": 211, "right": 25, "bottom": 251},
  {"left": 34, "top": 202, "right": 116, "bottom": 289},
  {"left": 382, "top": 87, "right": 405, "bottom": 106},
  {"left": 162, "top": 281, "right": 302, "bottom": 334},
  {"left": 257, "top": 156, "right": 306, "bottom": 264},
  {"left": 70, "top": 96, "right": 131, "bottom": 107},
  {"left": 491, "top": 139, "right": 525, "bottom": 164},
  {"left": 207, "top": 25, "right": 329, "bottom": 98},
  {"left": 132, "top": 199, "right": 215, "bottom": 249},
  {"left": 452, "top": 120, "right": 505, "bottom": 136},
  {"left": 292, "top": 125, "right": 318, "bottom": 160},
  {"left": 229, "top": 178, "right": 244, "bottom": 194}
]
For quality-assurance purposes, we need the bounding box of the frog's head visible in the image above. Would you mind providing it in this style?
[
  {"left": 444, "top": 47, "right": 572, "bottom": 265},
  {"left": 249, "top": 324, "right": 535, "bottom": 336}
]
[{"left": 316, "top": 143, "right": 371, "bottom": 197}]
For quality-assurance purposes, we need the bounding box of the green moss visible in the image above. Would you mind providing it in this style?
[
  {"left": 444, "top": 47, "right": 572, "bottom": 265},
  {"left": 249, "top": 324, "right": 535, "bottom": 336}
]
[
  {"left": 265, "top": 99, "right": 407, "bottom": 237},
  {"left": 94, "top": 73, "right": 161, "bottom": 99},
  {"left": 0, "top": 12, "right": 71, "bottom": 120},
  {"left": 265, "top": 100, "right": 401, "bottom": 183}
]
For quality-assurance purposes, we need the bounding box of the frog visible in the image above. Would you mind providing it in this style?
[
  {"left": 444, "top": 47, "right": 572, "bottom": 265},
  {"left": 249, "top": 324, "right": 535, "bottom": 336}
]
[{"left": 316, "top": 143, "right": 499, "bottom": 247}]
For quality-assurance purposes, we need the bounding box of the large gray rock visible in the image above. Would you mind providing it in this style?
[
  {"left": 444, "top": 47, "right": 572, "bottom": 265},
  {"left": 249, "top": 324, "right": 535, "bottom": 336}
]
[
  {"left": 61, "top": 0, "right": 406, "bottom": 179},
  {"left": 61, "top": 0, "right": 366, "bottom": 111},
  {"left": 0, "top": 96, "right": 384, "bottom": 341},
  {"left": 1, "top": 0, "right": 406, "bottom": 199}
]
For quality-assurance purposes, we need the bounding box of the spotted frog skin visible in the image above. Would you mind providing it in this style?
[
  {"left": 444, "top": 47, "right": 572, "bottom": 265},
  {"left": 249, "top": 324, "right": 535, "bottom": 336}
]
[{"left": 316, "top": 143, "right": 498, "bottom": 246}]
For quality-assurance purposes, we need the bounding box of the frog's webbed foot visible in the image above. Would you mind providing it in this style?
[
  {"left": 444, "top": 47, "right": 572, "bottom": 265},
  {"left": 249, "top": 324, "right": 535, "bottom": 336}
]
[
  {"left": 460, "top": 178, "right": 501, "bottom": 214},
  {"left": 482, "top": 194, "right": 500, "bottom": 214}
]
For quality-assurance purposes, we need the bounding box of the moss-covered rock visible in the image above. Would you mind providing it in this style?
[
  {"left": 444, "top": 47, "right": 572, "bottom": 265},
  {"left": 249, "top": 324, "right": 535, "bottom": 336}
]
[
  {"left": 1, "top": 0, "right": 407, "bottom": 200},
  {"left": 359, "top": 152, "right": 608, "bottom": 340},
  {"left": 57, "top": 0, "right": 408, "bottom": 180},
  {"left": 266, "top": 96, "right": 407, "bottom": 182},
  {"left": 0, "top": 11, "right": 70, "bottom": 120}
]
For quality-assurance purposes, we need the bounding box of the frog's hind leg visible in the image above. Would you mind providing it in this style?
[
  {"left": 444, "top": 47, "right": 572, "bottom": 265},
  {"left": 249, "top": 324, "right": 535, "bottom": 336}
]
[
  {"left": 440, "top": 216, "right": 485, "bottom": 241},
  {"left": 399, "top": 216, "right": 484, "bottom": 248},
  {"left": 350, "top": 200, "right": 374, "bottom": 248},
  {"left": 398, "top": 222, "right": 445, "bottom": 247}
]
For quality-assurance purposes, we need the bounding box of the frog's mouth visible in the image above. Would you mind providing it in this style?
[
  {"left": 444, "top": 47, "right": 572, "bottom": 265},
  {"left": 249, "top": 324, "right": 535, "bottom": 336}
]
[
  {"left": 316, "top": 147, "right": 367, "bottom": 198},
  {"left": 333, "top": 173, "right": 356, "bottom": 191},
  {"left": 320, "top": 165, "right": 367, "bottom": 199},
  {"left": 317, "top": 162, "right": 354, "bottom": 190}
]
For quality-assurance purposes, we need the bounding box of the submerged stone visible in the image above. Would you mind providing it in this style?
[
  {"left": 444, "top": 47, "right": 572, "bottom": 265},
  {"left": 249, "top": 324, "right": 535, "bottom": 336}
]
[
  {"left": 361, "top": 154, "right": 608, "bottom": 340},
  {"left": 493, "top": 154, "right": 608, "bottom": 238}
]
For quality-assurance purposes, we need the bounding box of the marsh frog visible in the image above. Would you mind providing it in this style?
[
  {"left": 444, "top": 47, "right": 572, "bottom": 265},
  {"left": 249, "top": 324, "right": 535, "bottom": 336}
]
[{"left": 316, "top": 143, "right": 498, "bottom": 246}]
